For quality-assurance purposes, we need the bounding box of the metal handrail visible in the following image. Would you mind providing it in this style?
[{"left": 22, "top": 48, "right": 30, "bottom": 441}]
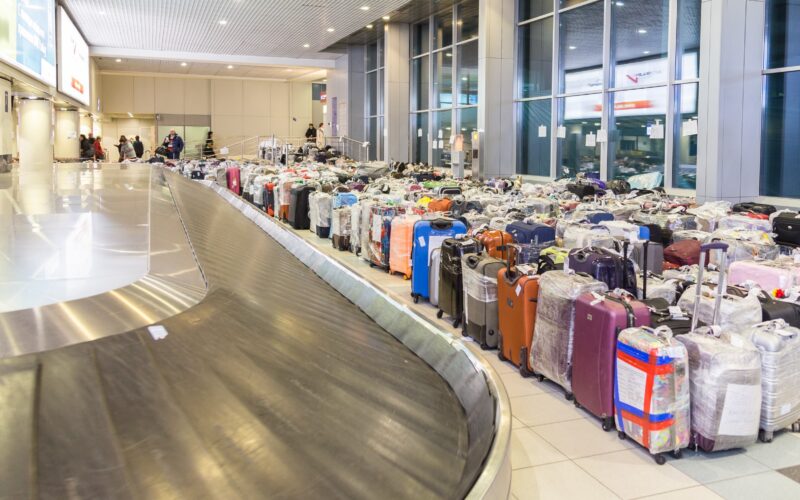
[{"left": 214, "top": 135, "right": 372, "bottom": 164}]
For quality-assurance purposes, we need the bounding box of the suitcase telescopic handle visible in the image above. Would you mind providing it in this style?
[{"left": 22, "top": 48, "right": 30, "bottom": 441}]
[{"left": 692, "top": 242, "right": 730, "bottom": 331}]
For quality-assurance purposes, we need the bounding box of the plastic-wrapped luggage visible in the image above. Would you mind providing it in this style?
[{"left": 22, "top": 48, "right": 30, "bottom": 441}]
[
  {"left": 309, "top": 192, "right": 333, "bottom": 238},
  {"left": 463, "top": 254, "right": 505, "bottom": 349},
  {"left": 562, "top": 224, "right": 615, "bottom": 249},
  {"left": 429, "top": 247, "right": 442, "bottom": 307},
  {"left": 333, "top": 192, "right": 358, "bottom": 209},
  {"left": 358, "top": 201, "right": 376, "bottom": 261},
  {"left": 706, "top": 229, "right": 779, "bottom": 264},
  {"left": 740, "top": 320, "right": 800, "bottom": 442},
  {"left": 718, "top": 214, "right": 773, "bottom": 233},
  {"left": 389, "top": 214, "right": 420, "bottom": 279},
  {"left": 677, "top": 285, "right": 762, "bottom": 330},
  {"left": 349, "top": 203, "right": 361, "bottom": 254},
  {"left": 599, "top": 221, "right": 649, "bottom": 241},
  {"left": 672, "top": 229, "right": 712, "bottom": 242},
  {"left": 367, "top": 205, "right": 398, "bottom": 270},
  {"left": 331, "top": 208, "right": 352, "bottom": 251},
  {"left": 438, "top": 238, "right": 480, "bottom": 327},
  {"left": 411, "top": 219, "right": 467, "bottom": 303},
  {"left": 729, "top": 258, "right": 800, "bottom": 291},
  {"left": 530, "top": 272, "right": 608, "bottom": 394},
  {"left": 615, "top": 326, "right": 691, "bottom": 464}
]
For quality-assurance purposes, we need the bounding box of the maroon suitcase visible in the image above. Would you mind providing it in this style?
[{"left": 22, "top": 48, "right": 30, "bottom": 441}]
[
  {"left": 664, "top": 239, "right": 701, "bottom": 267},
  {"left": 572, "top": 292, "right": 651, "bottom": 430}
]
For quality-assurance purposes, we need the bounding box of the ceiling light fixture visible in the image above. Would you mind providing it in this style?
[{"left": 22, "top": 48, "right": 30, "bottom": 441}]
[
  {"left": 382, "top": 15, "right": 390, "bottom": 20},
  {"left": 568, "top": 46, "right": 577, "bottom": 50},
  {"left": 181, "top": 62, "right": 187, "bottom": 67},
  {"left": 327, "top": 27, "right": 335, "bottom": 32},
  {"left": 219, "top": 19, "right": 228, "bottom": 25},
  {"left": 360, "top": 5, "right": 369, "bottom": 10},
  {"left": 637, "top": 29, "right": 647, "bottom": 34},
  {"left": 445, "top": 53, "right": 452, "bottom": 57},
  {"left": 303, "top": 43, "right": 310, "bottom": 48},
  {"left": 616, "top": 1, "right": 625, "bottom": 5},
  {"left": 227, "top": 65, "right": 234, "bottom": 69},
  {"left": 643, "top": 50, "right": 651, "bottom": 54},
  {"left": 366, "top": 24, "right": 373, "bottom": 29},
  {"left": 115, "top": 58, "right": 122, "bottom": 62}
]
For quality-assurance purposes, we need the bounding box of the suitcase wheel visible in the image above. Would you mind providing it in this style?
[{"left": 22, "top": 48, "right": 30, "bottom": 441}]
[
  {"left": 497, "top": 336, "right": 506, "bottom": 362},
  {"left": 536, "top": 374, "right": 545, "bottom": 383},
  {"left": 671, "top": 449, "right": 683, "bottom": 460},
  {"left": 601, "top": 418, "right": 614, "bottom": 432},
  {"left": 654, "top": 454, "right": 667, "bottom": 465},
  {"left": 573, "top": 400, "right": 581, "bottom": 409},
  {"left": 618, "top": 431, "right": 627, "bottom": 441},
  {"left": 519, "top": 347, "right": 532, "bottom": 378},
  {"left": 759, "top": 429, "right": 774, "bottom": 443},
  {"left": 436, "top": 309, "right": 444, "bottom": 319},
  {"left": 452, "top": 317, "right": 461, "bottom": 329},
  {"left": 412, "top": 294, "right": 419, "bottom": 304},
  {"left": 565, "top": 392, "right": 574, "bottom": 402}
]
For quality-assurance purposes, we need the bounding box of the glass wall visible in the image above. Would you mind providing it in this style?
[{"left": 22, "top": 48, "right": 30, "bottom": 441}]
[
  {"left": 365, "top": 38, "right": 385, "bottom": 161},
  {"left": 515, "top": 0, "right": 701, "bottom": 188},
  {"left": 409, "top": 0, "right": 479, "bottom": 166},
  {"left": 761, "top": 0, "right": 800, "bottom": 198}
]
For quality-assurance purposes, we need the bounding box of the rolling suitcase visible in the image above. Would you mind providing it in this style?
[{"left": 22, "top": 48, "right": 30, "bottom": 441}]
[
  {"left": 191, "top": 170, "right": 205, "bottom": 180},
  {"left": 664, "top": 240, "right": 701, "bottom": 267},
  {"left": 358, "top": 201, "right": 375, "bottom": 261},
  {"left": 313, "top": 193, "right": 333, "bottom": 238},
  {"left": 572, "top": 291, "right": 651, "bottom": 430},
  {"left": 496, "top": 255, "right": 540, "bottom": 376},
  {"left": 772, "top": 212, "right": 800, "bottom": 247},
  {"left": 729, "top": 259, "right": 800, "bottom": 291},
  {"left": 562, "top": 224, "right": 615, "bottom": 249},
  {"left": 463, "top": 254, "right": 505, "bottom": 349},
  {"left": 429, "top": 247, "right": 442, "bottom": 307},
  {"left": 389, "top": 214, "right": 420, "bottom": 279},
  {"left": 437, "top": 238, "right": 481, "bottom": 328},
  {"left": 567, "top": 246, "right": 637, "bottom": 296},
  {"left": 411, "top": 219, "right": 467, "bottom": 303},
  {"left": 264, "top": 183, "right": 275, "bottom": 216},
  {"left": 530, "top": 272, "right": 608, "bottom": 393},
  {"left": 630, "top": 240, "right": 664, "bottom": 275},
  {"left": 506, "top": 221, "right": 556, "bottom": 246},
  {"left": 475, "top": 229, "right": 514, "bottom": 260},
  {"left": 289, "top": 185, "right": 315, "bottom": 230},
  {"left": 367, "top": 206, "right": 398, "bottom": 270},
  {"left": 677, "top": 242, "right": 763, "bottom": 452},
  {"left": 615, "top": 326, "right": 691, "bottom": 464},
  {"left": 333, "top": 192, "right": 358, "bottom": 209},
  {"left": 331, "top": 208, "right": 352, "bottom": 251},
  {"left": 226, "top": 166, "right": 241, "bottom": 195}
]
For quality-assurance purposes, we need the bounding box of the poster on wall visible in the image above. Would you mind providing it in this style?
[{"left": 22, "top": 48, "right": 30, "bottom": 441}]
[
  {"left": 57, "top": 6, "right": 89, "bottom": 105},
  {"left": 0, "top": 0, "right": 57, "bottom": 87}
]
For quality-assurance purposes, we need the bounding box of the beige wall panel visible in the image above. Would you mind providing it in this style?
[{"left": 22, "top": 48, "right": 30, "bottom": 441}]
[
  {"left": 212, "top": 79, "right": 243, "bottom": 116},
  {"left": 154, "top": 78, "right": 185, "bottom": 115},
  {"left": 243, "top": 80, "right": 270, "bottom": 117},
  {"left": 133, "top": 77, "right": 155, "bottom": 114},
  {"left": 184, "top": 79, "right": 210, "bottom": 115},
  {"left": 241, "top": 115, "right": 269, "bottom": 138},
  {"left": 212, "top": 114, "right": 244, "bottom": 145},
  {"left": 269, "top": 82, "right": 290, "bottom": 118},
  {"left": 290, "top": 82, "right": 312, "bottom": 119},
  {"left": 268, "top": 116, "right": 290, "bottom": 138},
  {"left": 101, "top": 75, "right": 133, "bottom": 114}
]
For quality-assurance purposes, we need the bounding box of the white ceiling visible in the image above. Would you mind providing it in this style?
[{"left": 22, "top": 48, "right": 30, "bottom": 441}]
[
  {"left": 94, "top": 57, "right": 326, "bottom": 81},
  {"left": 63, "top": 0, "right": 409, "bottom": 63}
]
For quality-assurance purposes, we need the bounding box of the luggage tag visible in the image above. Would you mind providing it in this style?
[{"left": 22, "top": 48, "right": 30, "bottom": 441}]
[
  {"left": 668, "top": 306, "right": 688, "bottom": 320},
  {"left": 590, "top": 292, "right": 605, "bottom": 306}
]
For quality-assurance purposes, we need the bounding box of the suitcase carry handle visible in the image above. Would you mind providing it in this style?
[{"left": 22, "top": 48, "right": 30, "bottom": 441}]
[
  {"left": 692, "top": 242, "right": 730, "bottom": 331},
  {"left": 431, "top": 219, "right": 453, "bottom": 230}
]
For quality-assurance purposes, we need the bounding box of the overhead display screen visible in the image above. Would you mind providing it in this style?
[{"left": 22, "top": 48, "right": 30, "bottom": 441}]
[
  {"left": 57, "top": 6, "right": 89, "bottom": 105},
  {"left": 0, "top": 0, "right": 57, "bottom": 87}
]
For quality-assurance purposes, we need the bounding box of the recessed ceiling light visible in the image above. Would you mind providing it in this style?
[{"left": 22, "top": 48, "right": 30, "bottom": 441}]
[
  {"left": 366, "top": 24, "right": 373, "bottom": 29},
  {"left": 327, "top": 27, "right": 335, "bottom": 32},
  {"left": 360, "top": 5, "right": 369, "bottom": 10},
  {"left": 637, "top": 29, "right": 647, "bottom": 34},
  {"left": 616, "top": 1, "right": 625, "bottom": 5},
  {"left": 568, "top": 46, "right": 577, "bottom": 50},
  {"left": 287, "top": 69, "right": 294, "bottom": 72},
  {"left": 181, "top": 62, "right": 187, "bottom": 67},
  {"left": 99, "top": 11, "right": 106, "bottom": 15},
  {"left": 227, "top": 65, "right": 234, "bottom": 69},
  {"left": 382, "top": 15, "right": 390, "bottom": 20},
  {"left": 219, "top": 19, "right": 227, "bottom": 25},
  {"left": 323, "top": 79, "right": 327, "bottom": 82},
  {"left": 115, "top": 58, "right": 122, "bottom": 62},
  {"left": 303, "top": 43, "right": 310, "bottom": 48},
  {"left": 643, "top": 50, "right": 651, "bottom": 54}
]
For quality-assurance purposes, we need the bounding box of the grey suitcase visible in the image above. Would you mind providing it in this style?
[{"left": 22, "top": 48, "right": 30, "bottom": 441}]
[
  {"left": 429, "top": 247, "right": 442, "bottom": 307},
  {"left": 462, "top": 254, "right": 505, "bottom": 349}
]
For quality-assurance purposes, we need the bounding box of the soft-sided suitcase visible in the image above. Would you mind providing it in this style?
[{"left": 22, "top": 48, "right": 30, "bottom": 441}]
[
  {"left": 411, "top": 219, "right": 467, "bottom": 302},
  {"left": 429, "top": 247, "right": 442, "bottom": 307},
  {"left": 677, "top": 242, "right": 763, "bottom": 452},
  {"left": 530, "top": 272, "right": 608, "bottom": 393},
  {"left": 427, "top": 198, "right": 453, "bottom": 213},
  {"left": 733, "top": 202, "right": 777, "bottom": 216},
  {"left": 463, "top": 254, "right": 505, "bottom": 349},
  {"left": 191, "top": 170, "right": 205, "bottom": 180},
  {"left": 311, "top": 192, "right": 333, "bottom": 238},
  {"left": 615, "top": 326, "right": 691, "bottom": 464},
  {"left": 389, "top": 214, "right": 421, "bottom": 279},
  {"left": 497, "top": 260, "right": 540, "bottom": 376},
  {"left": 437, "top": 238, "right": 481, "bottom": 327},
  {"left": 289, "top": 185, "right": 315, "bottom": 230},
  {"left": 572, "top": 292, "right": 651, "bottom": 430},
  {"left": 772, "top": 212, "right": 800, "bottom": 247},
  {"left": 475, "top": 230, "right": 514, "bottom": 260},
  {"left": 226, "top": 166, "right": 241, "bottom": 195},
  {"left": 664, "top": 240, "right": 701, "bottom": 267},
  {"left": 567, "top": 246, "right": 637, "bottom": 296},
  {"left": 506, "top": 221, "right": 556, "bottom": 246}
]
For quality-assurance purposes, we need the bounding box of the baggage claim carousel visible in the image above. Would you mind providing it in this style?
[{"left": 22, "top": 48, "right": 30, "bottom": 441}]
[{"left": 0, "top": 164, "right": 510, "bottom": 499}]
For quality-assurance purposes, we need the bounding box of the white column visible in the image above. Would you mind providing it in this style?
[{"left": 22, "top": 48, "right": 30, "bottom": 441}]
[
  {"left": 477, "top": 0, "right": 516, "bottom": 178},
  {"left": 17, "top": 98, "right": 53, "bottom": 169},
  {"left": 384, "top": 23, "right": 411, "bottom": 163},
  {"left": 696, "top": 0, "right": 765, "bottom": 202},
  {"left": 54, "top": 109, "right": 80, "bottom": 160},
  {"left": 0, "top": 78, "right": 12, "bottom": 171}
]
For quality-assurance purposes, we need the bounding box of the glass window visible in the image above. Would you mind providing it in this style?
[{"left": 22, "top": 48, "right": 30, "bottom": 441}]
[
  {"left": 673, "top": 83, "right": 699, "bottom": 189},
  {"left": 366, "top": 71, "right": 378, "bottom": 116},
  {"left": 458, "top": 107, "right": 478, "bottom": 169},
  {"left": 761, "top": 71, "right": 800, "bottom": 197},
  {"left": 413, "top": 22, "right": 430, "bottom": 56},
  {"left": 611, "top": 0, "right": 669, "bottom": 88},
  {"left": 766, "top": 0, "right": 800, "bottom": 69},
  {"left": 607, "top": 86, "right": 667, "bottom": 183},
  {"left": 432, "top": 110, "right": 453, "bottom": 167},
  {"left": 378, "top": 38, "right": 384, "bottom": 68},
  {"left": 517, "top": 100, "right": 552, "bottom": 176},
  {"left": 378, "top": 68, "right": 385, "bottom": 115},
  {"left": 412, "top": 56, "right": 430, "bottom": 111},
  {"left": 557, "top": 94, "right": 602, "bottom": 178},
  {"left": 434, "top": 9, "right": 454, "bottom": 49},
  {"left": 412, "top": 112, "right": 429, "bottom": 164},
  {"left": 433, "top": 50, "right": 454, "bottom": 108},
  {"left": 457, "top": 41, "right": 479, "bottom": 105},
  {"left": 457, "top": 0, "right": 479, "bottom": 42},
  {"left": 560, "top": 0, "right": 597, "bottom": 9},
  {"left": 366, "top": 43, "right": 378, "bottom": 72},
  {"left": 518, "top": 17, "right": 553, "bottom": 99},
  {"left": 520, "top": 0, "right": 554, "bottom": 21},
  {"left": 676, "top": 0, "right": 701, "bottom": 80},
  {"left": 559, "top": 1, "right": 605, "bottom": 93}
]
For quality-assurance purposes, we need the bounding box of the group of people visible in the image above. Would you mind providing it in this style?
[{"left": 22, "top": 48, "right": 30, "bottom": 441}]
[
  {"left": 304, "top": 122, "right": 326, "bottom": 145},
  {"left": 79, "top": 133, "right": 145, "bottom": 162}
]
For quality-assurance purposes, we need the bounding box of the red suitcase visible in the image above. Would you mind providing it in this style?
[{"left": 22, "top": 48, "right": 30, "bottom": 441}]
[
  {"left": 572, "top": 291, "right": 651, "bottom": 430},
  {"left": 226, "top": 166, "right": 241, "bottom": 195}
]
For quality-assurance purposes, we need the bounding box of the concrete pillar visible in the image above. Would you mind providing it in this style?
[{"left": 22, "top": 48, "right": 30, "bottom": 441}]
[
  {"left": 696, "top": 0, "right": 764, "bottom": 202},
  {"left": 0, "top": 78, "right": 12, "bottom": 172},
  {"left": 348, "top": 45, "right": 366, "bottom": 143},
  {"left": 477, "top": 0, "right": 515, "bottom": 178},
  {"left": 79, "top": 114, "right": 93, "bottom": 136},
  {"left": 384, "top": 23, "right": 411, "bottom": 163},
  {"left": 17, "top": 98, "right": 53, "bottom": 169},
  {"left": 54, "top": 109, "right": 80, "bottom": 160}
]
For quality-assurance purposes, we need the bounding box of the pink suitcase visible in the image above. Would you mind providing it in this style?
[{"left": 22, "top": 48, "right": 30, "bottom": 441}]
[
  {"left": 227, "top": 166, "right": 241, "bottom": 195},
  {"left": 572, "top": 292, "right": 651, "bottom": 430},
  {"left": 729, "top": 259, "right": 800, "bottom": 292}
]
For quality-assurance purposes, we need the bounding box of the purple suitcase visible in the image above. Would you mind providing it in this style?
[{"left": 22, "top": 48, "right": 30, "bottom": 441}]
[
  {"left": 567, "top": 246, "right": 637, "bottom": 295},
  {"left": 572, "top": 292, "right": 651, "bottom": 430}
]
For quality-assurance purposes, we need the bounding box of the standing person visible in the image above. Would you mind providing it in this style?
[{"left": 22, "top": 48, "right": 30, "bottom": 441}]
[
  {"left": 304, "top": 123, "right": 317, "bottom": 142},
  {"left": 162, "top": 129, "right": 184, "bottom": 160},
  {"left": 317, "top": 122, "right": 326, "bottom": 147},
  {"left": 118, "top": 136, "right": 136, "bottom": 160},
  {"left": 93, "top": 137, "right": 105, "bottom": 161},
  {"left": 202, "top": 131, "right": 215, "bottom": 158},
  {"left": 132, "top": 136, "right": 144, "bottom": 158},
  {"left": 79, "top": 134, "right": 91, "bottom": 159}
]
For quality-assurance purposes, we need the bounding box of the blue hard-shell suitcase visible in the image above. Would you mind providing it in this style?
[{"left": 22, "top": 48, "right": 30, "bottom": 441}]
[
  {"left": 411, "top": 219, "right": 467, "bottom": 302},
  {"left": 506, "top": 221, "right": 556, "bottom": 245},
  {"left": 584, "top": 211, "right": 615, "bottom": 225}
]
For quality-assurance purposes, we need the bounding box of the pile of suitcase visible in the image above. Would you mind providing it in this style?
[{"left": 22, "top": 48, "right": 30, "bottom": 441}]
[{"left": 177, "top": 159, "right": 800, "bottom": 465}]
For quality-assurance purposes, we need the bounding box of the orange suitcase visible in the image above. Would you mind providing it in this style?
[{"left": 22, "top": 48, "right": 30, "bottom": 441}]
[
  {"left": 476, "top": 230, "right": 514, "bottom": 260},
  {"left": 497, "top": 262, "right": 540, "bottom": 377},
  {"left": 428, "top": 198, "right": 453, "bottom": 213},
  {"left": 389, "top": 214, "right": 420, "bottom": 279}
]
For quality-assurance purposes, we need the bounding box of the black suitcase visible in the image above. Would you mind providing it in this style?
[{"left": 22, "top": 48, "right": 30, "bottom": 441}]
[
  {"left": 733, "top": 202, "right": 777, "bottom": 215},
  {"left": 728, "top": 287, "right": 800, "bottom": 328},
  {"left": 289, "top": 185, "right": 315, "bottom": 230},
  {"left": 567, "top": 182, "right": 597, "bottom": 199},
  {"left": 437, "top": 238, "right": 481, "bottom": 328},
  {"left": 190, "top": 170, "right": 205, "bottom": 180},
  {"left": 773, "top": 212, "right": 800, "bottom": 247}
]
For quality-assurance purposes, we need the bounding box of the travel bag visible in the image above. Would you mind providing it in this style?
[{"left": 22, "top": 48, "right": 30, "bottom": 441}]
[
  {"left": 732, "top": 202, "right": 777, "bottom": 216},
  {"left": 475, "top": 229, "right": 514, "bottom": 260},
  {"left": 677, "top": 242, "right": 763, "bottom": 452},
  {"left": 311, "top": 192, "right": 333, "bottom": 238},
  {"left": 367, "top": 205, "right": 399, "bottom": 270},
  {"left": 429, "top": 247, "right": 442, "bottom": 307},
  {"left": 530, "top": 272, "right": 608, "bottom": 394},
  {"left": 389, "top": 214, "right": 421, "bottom": 279},
  {"left": 567, "top": 246, "right": 637, "bottom": 296},
  {"left": 706, "top": 229, "right": 780, "bottom": 264},
  {"left": 331, "top": 208, "right": 352, "bottom": 251},
  {"left": 615, "top": 326, "right": 691, "bottom": 464},
  {"left": 572, "top": 290, "right": 651, "bottom": 430},
  {"left": 664, "top": 240, "right": 702, "bottom": 267},
  {"left": 288, "top": 185, "right": 315, "bottom": 230},
  {"left": 729, "top": 259, "right": 800, "bottom": 292},
  {"left": 463, "top": 254, "right": 506, "bottom": 349},
  {"left": 562, "top": 224, "right": 615, "bottom": 249},
  {"left": 506, "top": 221, "right": 556, "bottom": 246},
  {"left": 226, "top": 166, "right": 241, "bottom": 195},
  {"left": 411, "top": 219, "right": 467, "bottom": 302},
  {"left": 496, "top": 255, "right": 540, "bottom": 376},
  {"left": 772, "top": 212, "right": 800, "bottom": 247},
  {"left": 437, "top": 238, "right": 481, "bottom": 327}
]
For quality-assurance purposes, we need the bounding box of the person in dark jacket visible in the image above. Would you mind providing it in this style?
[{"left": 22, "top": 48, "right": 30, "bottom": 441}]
[
  {"left": 202, "top": 131, "right": 215, "bottom": 158},
  {"left": 304, "top": 123, "right": 317, "bottom": 142},
  {"left": 132, "top": 136, "right": 144, "bottom": 158},
  {"left": 79, "top": 134, "right": 92, "bottom": 159},
  {"left": 162, "top": 129, "right": 185, "bottom": 160}
]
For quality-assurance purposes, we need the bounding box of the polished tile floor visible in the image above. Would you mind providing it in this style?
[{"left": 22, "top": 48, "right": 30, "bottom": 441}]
[{"left": 288, "top": 224, "right": 800, "bottom": 500}]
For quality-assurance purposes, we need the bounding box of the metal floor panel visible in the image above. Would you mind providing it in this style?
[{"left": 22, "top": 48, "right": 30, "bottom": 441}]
[{"left": 0, "top": 166, "right": 475, "bottom": 499}]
